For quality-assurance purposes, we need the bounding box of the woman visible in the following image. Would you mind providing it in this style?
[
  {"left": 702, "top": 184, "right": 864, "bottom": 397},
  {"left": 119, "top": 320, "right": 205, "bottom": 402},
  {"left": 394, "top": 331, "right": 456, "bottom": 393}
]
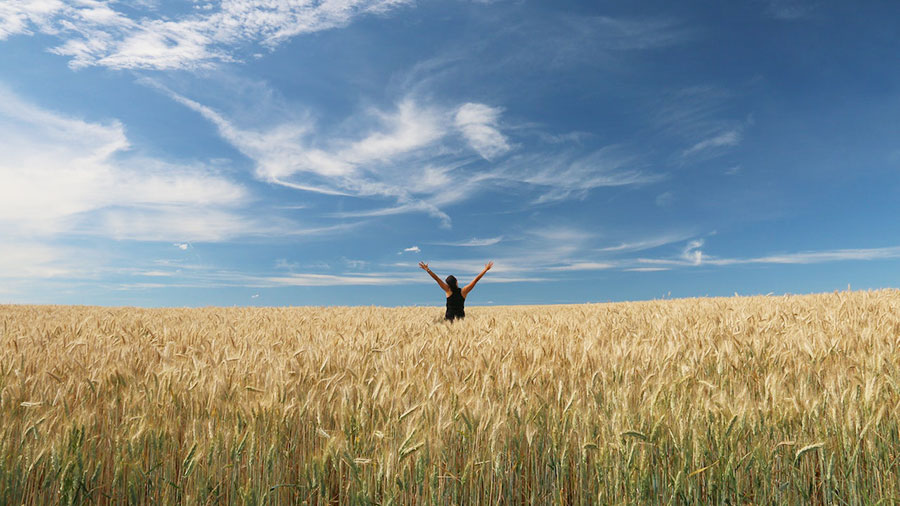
[{"left": 419, "top": 261, "right": 493, "bottom": 321}]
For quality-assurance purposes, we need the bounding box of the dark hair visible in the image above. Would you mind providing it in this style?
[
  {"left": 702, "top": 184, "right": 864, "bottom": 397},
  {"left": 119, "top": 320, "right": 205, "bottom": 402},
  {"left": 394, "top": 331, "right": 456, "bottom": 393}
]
[{"left": 445, "top": 275, "right": 458, "bottom": 290}]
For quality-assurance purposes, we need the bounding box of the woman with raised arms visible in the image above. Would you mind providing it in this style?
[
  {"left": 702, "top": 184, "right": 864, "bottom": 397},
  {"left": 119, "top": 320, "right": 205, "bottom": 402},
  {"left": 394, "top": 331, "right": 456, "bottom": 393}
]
[{"left": 419, "top": 261, "right": 493, "bottom": 321}]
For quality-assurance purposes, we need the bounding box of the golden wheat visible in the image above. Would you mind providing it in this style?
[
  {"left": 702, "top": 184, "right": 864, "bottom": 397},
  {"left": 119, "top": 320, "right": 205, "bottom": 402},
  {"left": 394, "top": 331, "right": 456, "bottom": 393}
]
[{"left": 2, "top": 289, "right": 900, "bottom": 503}]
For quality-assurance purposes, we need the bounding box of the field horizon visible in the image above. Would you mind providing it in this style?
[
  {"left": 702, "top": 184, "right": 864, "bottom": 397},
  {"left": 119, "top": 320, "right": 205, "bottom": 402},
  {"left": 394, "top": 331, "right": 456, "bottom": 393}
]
[
  {"left": 3, "top": 288, "right": 900, "bottom": 504},
  {"left": 1, "top": 287, "right": 871, "bottom": 311}
]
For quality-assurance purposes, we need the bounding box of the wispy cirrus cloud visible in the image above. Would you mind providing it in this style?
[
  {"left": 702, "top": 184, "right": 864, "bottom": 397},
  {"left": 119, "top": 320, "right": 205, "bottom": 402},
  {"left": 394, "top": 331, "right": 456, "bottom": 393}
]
[
  {"left": 547, "top": 262, "right": 615, "bottom": 271},
  {"left": 397, "top": 12, "right": 689, "bottom": 98},
  {"left": 0, "top": 0, "right": 412, "bottom": 70},
  {"left": 154, "top": 83, "right": 461, "bottom": 224},
  {"left": 455, "top": 103, "right": 510, "bottom": 160},
  {"left": 497, "top": 148, "right": 663, "bottom": 204},
  {"left": 432, "top": 236, "right": 504, "bottom": 247},
  {"left": 634, "top": 241, "right": 900, "bottom": 269},
  {"left": 529, "top": 226, "right": 597, "bottom": 244},
  {"left": 266, "top": 272, "right": 420, "bottom": 287},
  {"left": 682, "top": 129, "right": 741, "bottom": 157},
  {"left": 681, "top": 239, "right": 704, "bottom": 265},
  {"left": 598, "top": 233, "right": 695, "bottom": 253},
  {"left": 706, "top": 246, "right": 900, "bottom": 266},
  {"left": 154, "top": 82, "right": 658, "bottom": 225},
  {"left": 652, "top": 86, "right": 733, "bottom": 138},
  {"left": 651, "top": 86, "right": 746, "bottom": 162}
]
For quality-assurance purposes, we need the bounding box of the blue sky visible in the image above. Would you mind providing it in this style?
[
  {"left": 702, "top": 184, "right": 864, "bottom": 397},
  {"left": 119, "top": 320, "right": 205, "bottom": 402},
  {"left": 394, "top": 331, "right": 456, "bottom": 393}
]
[{"left": 2, "top": 0, "right": 900, "bottom": 307}]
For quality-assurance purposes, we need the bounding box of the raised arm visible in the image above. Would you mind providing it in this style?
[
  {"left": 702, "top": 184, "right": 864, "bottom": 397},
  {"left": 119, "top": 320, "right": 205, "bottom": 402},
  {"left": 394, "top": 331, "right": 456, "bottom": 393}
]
[
  {"left": 419, "top": 262, "right": 451, "bottom": 294},
  {"left": 462, "top": 261, "right": 493, "bottom": 297}
]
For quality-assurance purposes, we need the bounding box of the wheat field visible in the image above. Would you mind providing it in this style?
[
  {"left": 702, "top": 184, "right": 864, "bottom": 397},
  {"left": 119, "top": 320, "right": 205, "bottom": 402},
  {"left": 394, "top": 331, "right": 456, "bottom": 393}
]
[{"left": 1, "top": 289, "right": 900, "bottom": 504}]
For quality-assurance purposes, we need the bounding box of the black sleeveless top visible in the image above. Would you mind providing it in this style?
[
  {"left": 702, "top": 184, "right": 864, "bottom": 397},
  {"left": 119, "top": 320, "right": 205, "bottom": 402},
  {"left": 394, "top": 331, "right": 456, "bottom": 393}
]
[{"left": 445, "top": 287, "right": 465, "bottom": 320}]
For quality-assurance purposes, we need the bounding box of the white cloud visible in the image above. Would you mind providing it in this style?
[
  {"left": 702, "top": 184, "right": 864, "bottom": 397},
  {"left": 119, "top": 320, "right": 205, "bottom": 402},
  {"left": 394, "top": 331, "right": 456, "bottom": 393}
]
[
  {"left": 433, "top": 236, "right": 503, "bottom": 247},
  {"left": 653, "top": 86, "right": 747, "bottom": 163},
  {"left": 632, "top": 240, "right": 706, "bottom": 268},
  {"left": 498, "top": 148, "right": 663, "bottom": 204},
  {"left": 159, "top": 84, "right": 656, "bottom": 226},
  {"left": 681, "top": 239, "right": 704, "bottom": 265},
  {"left": 402, "top": 245, "right": 421, "bottom": 253},
  {"left": 343, "top": 258, "right": 368, "bottom": 269},
  {"left": 138, "top": 270, "right": 173, "bottom": 277},
  {"left": 455, "top": 103, "right": 510, "bottom": 160},
  {"left": 91, "top": 207, "right": 272, "bottom": 242},
  {"left": 95, "top": 34, "right": 684, "bottom": 237},
  {"left": 344, "top": 100, "right": 444, "bottom": 164},
  {"left": 398, "top": 227, "right": 604, "bottom": 278},
  {"left": 531, "top": 227, "right": 596, "bottom": 244},
  {"left": 707, "top": 246, "right": 900, "bottom": 266},
  {"left": 547, "top": 262, "right": 614, "bottom": 271},
  {"left": 0, "top": 241, "right": 71, "bottom": 279},
  {"left": 653, "top": 86, "right": 733, "bottom": 138},
  {"left": 274, "top": 259, "right": 299, "bottom": 270},
  {"left": 1, "top": 0, "right": 412, "bottom": 70},
  {"left": 157, "top": 85, "right": 455, "bottom": 223},
  {"left": 632, "top": 241, "right": 900, "bottom": 270},
  {"left": 682, "top": 129, "right": 741, "bottom": 157},
  {"left": 598, "top": 233, "right": 694, "bottom": 253},
  {"left": 0, "top": 85, "right": 354, "bottom": 292},
  {"left": 331, "top": 201, "right": 451, "bottom": 227},
  {"left": 0, "top": 1, "right": 64, "bottom": 40},
  {"left": 267, "top": 273, "right": 420, "bottom": 286},
  {"left": 0, "top": 86, "right": 252, "bottom": 242}
]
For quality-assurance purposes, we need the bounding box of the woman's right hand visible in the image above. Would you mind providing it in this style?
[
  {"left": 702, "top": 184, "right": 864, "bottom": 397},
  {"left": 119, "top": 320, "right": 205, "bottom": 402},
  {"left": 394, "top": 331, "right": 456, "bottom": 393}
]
[{"left": 418, "top": 261, "right": 429, "bottom": 271}]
